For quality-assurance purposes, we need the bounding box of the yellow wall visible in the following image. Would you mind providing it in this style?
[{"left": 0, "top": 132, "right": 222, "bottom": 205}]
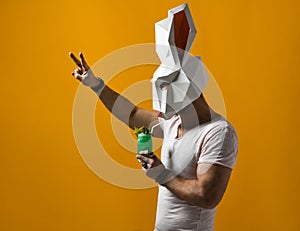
[{"left": 1, "top": 0, "right": 299, "bottom": 230}]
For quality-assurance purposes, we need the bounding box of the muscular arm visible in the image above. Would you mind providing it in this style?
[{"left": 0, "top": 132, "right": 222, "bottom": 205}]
[
  {"left": 138, "top": 151, "right": 233, "bottom": 209},
  {"left": 163, "top": 163, "right": 232, "bottom": 209},
  {"left": 98, "top": 84, "right": 159, "bottom": 131}
]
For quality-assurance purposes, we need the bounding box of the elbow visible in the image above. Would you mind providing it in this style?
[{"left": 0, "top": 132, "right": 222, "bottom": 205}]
[
  {"left": 129, "top": 107, "right": 138, "bottom": 129},
  {"left": 195, "top": 190, "right": 221, "bottom": 209},
  {"left": 202, "top": 194, "right": 220, "bottom": 209}
]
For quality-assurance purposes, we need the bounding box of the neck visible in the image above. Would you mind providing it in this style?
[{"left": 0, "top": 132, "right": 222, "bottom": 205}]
[{"left": 178, "top": 96, "right": 213, "bottom": 131}]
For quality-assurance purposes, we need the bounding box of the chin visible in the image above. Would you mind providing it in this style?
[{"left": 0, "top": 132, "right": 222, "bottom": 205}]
[{"left": 161, "top": 110, "right": 177, "bottom": 120}]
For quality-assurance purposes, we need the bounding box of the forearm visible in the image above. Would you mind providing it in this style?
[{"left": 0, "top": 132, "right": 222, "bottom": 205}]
[
  {"left": 97, "top": 84, "right": 136, "bottom": 128},
  {"left": 96, "top": 84, "right": 157, "bottom": 130},
  {"left": 163, "top": 176, "right": 217, "bottom": 209}
]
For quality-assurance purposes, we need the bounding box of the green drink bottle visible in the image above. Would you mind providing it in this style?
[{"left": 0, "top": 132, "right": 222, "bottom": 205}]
[
  {"left": 135, "top": 127, "right": 154, "bottom": 169},
  {"left": 137, "top": 133, "right": 153, "bottom": 155},
  {"left": 133, "top": 126, "right": 154, "bottom": 169}
]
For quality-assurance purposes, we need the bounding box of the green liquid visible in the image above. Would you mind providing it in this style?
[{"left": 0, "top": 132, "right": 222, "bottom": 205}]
[{"left": 137, "top": 133, "right": 152, "bottom": 155}]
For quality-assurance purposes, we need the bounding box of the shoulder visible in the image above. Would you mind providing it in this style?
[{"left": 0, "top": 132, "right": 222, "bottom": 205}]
[
  {"left": 197, "top": 116, "right": 238, "bottom": 169},
  {"left": 202, "top": 116, "right": 237, "bottom": 141}
]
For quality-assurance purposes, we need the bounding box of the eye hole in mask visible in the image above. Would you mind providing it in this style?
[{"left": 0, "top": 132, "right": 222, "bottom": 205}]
[
  {"left": 160, "top": 82, "right": 169, "bottom": 90},
  {"left": 156, "top": 71, "right": 179, "bottom": 90}
]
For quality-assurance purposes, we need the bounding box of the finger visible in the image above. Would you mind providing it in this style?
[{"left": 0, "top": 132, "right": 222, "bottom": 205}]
[
  {"left": 142, "top": 162, "right": 148, "bottom": 169},
  {"left": 72, "top": 72, "right": 83, "bottom": 81},
  {"left": 69, "top": 52, "right": 83, "bottom": 68},
  {"left": 148, "top": 152, "right": 155, "bottom": 158},
  {"left": 139, "top": 150, "right": 155, "bottom": 159},
  {"left": 74, "top": 67, "right": 83, "bottom": 75},
  {"left": 136, "top": 154, "right": 148, "bottom": 163},
  {"left": 136, "top": 155, "right": 154, "bottom": 165},
  {"left": 79, "top": 52, "right": 90, "bottom": 71}
]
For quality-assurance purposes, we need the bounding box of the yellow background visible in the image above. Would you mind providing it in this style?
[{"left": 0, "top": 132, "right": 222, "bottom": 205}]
[{"left": 1, "top": 0, "right": 300, "bottom": 230}]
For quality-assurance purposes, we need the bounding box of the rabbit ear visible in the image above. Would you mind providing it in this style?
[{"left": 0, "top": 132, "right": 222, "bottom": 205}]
[
  {"left": 173, "top": 10, "right": 189, "bottom": 52},
  {"left": 169, "top": 3, "right": 197, "bottom": 63},
  {"left": 155, "top": 4, "right": 197, "bottom": 66}
]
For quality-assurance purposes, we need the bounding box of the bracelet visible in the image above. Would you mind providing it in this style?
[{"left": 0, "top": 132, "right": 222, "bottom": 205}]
[
  {"left": 156, "top": 169, "right": 175, "bottom": 185},
  {"left": 91, "top": 78, "right": 105, "bottom": 94}
]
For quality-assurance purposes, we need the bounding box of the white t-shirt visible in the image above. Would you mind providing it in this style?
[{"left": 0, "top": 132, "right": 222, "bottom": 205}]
[{"left": 154, "top": 113, "right": 238, "bottom": 231}]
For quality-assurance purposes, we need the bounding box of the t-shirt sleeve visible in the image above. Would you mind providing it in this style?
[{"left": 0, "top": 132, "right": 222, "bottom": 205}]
[{"left": 197, "top": 124, "right": 238, "bottom": 169}]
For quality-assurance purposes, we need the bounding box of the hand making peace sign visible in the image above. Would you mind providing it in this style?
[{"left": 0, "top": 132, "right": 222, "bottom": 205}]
[{"left": 69, "top": 52, "right": 100, "bottom": 88}]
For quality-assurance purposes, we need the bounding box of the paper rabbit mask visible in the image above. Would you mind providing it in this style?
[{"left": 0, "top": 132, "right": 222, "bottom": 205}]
[{"left": 152, "top": 3, "right": 208, "bottom": 117}]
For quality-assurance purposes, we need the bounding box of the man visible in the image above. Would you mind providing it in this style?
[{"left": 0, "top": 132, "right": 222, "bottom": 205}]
[{"left": 69, "top": 4, "right": 238, "bottom": 230}]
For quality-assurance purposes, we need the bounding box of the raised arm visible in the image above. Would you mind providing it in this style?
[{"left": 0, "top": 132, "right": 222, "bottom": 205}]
[{"left": 69, "top": 52, "right": 161, "bottom": 134}]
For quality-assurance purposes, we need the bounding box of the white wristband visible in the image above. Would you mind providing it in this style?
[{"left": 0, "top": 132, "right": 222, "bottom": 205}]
[
  {"left": 91, "top": 78, "right": 105, "bottom": 95},
  {"left": 155, "top": 169, "right": 175, "bottom": 185}
]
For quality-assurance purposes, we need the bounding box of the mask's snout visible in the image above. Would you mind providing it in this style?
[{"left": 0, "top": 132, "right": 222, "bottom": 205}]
[{"left": 160, "top": 88, "right": 168, "bottom": 113}]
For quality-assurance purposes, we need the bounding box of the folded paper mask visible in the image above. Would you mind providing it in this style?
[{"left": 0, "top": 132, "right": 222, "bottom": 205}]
[{"left": 152, "top": 3, "right": 208, "bottom": 117}]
